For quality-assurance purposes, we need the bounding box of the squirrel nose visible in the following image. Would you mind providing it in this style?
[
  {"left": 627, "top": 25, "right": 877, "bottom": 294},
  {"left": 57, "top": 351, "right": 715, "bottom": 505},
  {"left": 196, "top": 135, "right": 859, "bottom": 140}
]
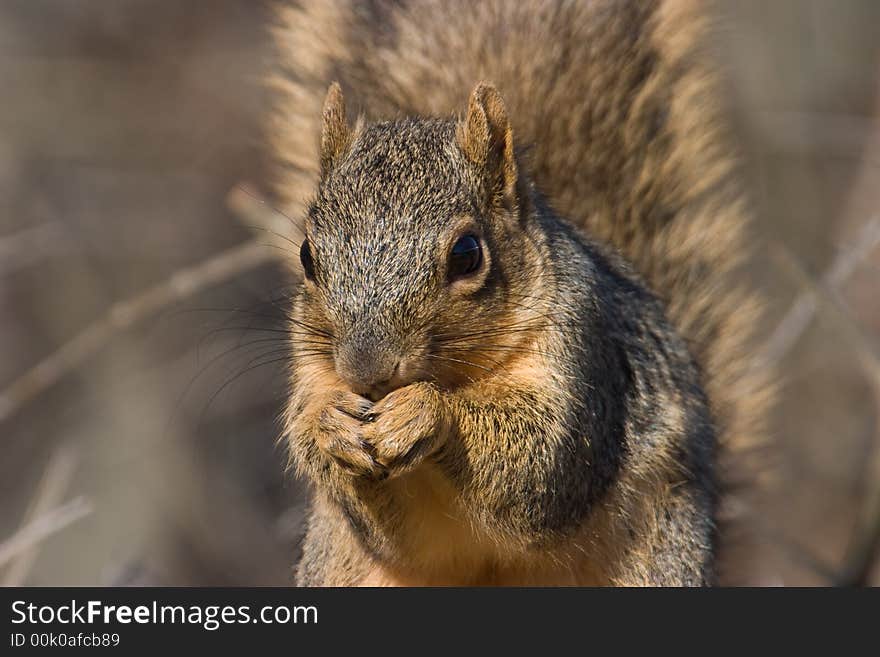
[{"left": 334, "top": 344, "right": 400, "bottom": 395}]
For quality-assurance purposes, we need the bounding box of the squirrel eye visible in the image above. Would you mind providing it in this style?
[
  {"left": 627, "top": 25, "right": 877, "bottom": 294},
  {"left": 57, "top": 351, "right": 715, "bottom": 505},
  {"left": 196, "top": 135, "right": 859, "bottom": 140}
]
[
  {"left": 448, "top": 234, "right": 482, "bottom": 280},
  {"left": 300, "top": 238, "right": 316, "bottom": 281}
]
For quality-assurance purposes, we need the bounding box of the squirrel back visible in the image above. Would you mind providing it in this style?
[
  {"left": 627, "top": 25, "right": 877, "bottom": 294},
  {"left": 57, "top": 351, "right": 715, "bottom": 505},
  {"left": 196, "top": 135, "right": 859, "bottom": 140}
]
[{"left": 272, "top": 0, "right": 771, "bottom": 584}]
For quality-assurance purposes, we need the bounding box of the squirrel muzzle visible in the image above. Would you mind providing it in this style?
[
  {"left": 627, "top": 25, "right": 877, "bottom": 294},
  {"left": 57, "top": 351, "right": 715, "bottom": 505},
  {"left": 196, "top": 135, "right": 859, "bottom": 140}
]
[{"left": 334, "top": 327, "right": 407, "bottom": 400}]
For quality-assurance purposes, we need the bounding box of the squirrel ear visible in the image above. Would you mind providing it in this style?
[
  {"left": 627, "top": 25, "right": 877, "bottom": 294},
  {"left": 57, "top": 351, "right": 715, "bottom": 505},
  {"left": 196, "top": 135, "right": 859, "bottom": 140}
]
[
  {"left": 320, "top": 82, "right": 352, "bottom": 176},
  {"left": 457, "top": 82, "right": 518, "bottom": 208}
]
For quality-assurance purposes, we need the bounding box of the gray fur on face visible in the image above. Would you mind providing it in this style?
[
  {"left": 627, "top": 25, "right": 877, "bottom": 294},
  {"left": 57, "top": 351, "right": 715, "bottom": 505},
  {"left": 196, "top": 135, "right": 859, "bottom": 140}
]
[{"left": 304, "top": 118, "right": 518, "bottom": 391}]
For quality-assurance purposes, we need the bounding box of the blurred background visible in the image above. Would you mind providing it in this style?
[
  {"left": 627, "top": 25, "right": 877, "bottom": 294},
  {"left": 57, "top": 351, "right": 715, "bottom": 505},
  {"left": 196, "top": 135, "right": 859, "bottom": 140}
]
[{"left": 1, "top": 0, "right": 878, "bottom": 586}]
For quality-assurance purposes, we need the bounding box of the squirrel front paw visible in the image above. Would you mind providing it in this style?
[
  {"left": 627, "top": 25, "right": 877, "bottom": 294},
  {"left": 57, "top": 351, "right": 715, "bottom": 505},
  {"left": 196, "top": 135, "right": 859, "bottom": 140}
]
[
  {"left": 303, "top": 383, "right": 446, "bottom": 482},
  {"left": 361, "top": 381, "right": 446, "bottom": 477},
  {"left": 312, "top": 390, "right": 387, "bottom": 479}
]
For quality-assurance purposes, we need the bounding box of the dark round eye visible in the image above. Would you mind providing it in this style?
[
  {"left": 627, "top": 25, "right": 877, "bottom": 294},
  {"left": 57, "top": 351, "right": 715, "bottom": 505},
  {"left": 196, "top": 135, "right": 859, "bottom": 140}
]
[
  {"left": 448, "top": 234, "right": 482, "bottom": 280},
  {"left": 300, "top": 238, "right": 316, "bottom": 281}
]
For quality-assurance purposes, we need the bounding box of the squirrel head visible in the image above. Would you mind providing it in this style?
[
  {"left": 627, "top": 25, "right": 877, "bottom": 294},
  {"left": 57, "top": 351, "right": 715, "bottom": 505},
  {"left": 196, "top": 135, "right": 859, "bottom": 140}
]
[{"left": 294, "top": 82, "right": 542, "bottom": 400}]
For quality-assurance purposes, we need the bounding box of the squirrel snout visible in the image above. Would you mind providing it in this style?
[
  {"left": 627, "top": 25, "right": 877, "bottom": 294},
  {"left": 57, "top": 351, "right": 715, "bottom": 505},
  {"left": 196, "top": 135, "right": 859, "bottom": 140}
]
[{"left": 334, "top": 343, "right": 401, "bottom": 399}]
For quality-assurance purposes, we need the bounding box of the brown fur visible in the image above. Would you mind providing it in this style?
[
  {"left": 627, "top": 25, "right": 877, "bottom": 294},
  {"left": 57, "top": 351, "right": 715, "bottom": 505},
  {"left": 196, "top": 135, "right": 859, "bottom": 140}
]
[{"left": 271, "top": 0, "right": 772, "bottom": 586}]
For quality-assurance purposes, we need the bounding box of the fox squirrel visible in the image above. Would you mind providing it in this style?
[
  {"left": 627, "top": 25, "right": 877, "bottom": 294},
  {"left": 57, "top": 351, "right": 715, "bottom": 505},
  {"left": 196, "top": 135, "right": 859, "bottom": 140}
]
[{"left": 270, "top": 0, "right": 771, "bottom": 586}]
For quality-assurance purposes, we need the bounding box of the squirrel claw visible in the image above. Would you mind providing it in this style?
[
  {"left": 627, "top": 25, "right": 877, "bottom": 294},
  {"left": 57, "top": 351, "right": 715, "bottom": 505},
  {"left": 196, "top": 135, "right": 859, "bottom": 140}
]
[
  {"left": 330, "top": 391, "right": 374, "bottom": 421},
  {"left": 315, "top": 393, "right": 386, "bottom": 478},
  {"left": 360, "top": 382, "right": 444, "bottom": 477}
]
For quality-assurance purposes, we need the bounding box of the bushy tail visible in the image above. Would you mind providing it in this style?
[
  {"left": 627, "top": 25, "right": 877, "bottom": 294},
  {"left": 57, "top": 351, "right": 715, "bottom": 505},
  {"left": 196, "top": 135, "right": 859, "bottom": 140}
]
[{"left": 271, "top": 0, "right": 772, "bottom": 580}]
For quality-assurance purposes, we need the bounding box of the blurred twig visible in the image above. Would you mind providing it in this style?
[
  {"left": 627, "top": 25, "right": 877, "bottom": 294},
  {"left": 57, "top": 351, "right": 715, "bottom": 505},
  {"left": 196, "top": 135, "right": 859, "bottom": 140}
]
[
  {"left": 1, "top": 444, "right": 79, "bottom": 585},
  {"left": 769, "top": 225, "right": 880, "bottom": 586},
  {"left": 756, "top": 216, "right": 880, "bottom": 371},
  {"left": 0, "top": 188, "right": 287, "bottom": 424},
  {"left": 0, "top": 240, "right": 273, "bottom": 423},
  {"left": 0, "top": 497, "right": 93, "bottom": 568},
  {"left": 769, "top": 237, "right": 880, "bottom": 385}
]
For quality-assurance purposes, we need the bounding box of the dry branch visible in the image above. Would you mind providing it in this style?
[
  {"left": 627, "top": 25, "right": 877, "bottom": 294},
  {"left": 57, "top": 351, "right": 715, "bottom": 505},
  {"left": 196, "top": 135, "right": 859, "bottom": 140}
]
[
  {"left": 2, "top": 444, "right": 79, "bottom": 585},
  {"left": 0, "top": 497, "right": 93, "bottom": 568},
  {"left": 0, "top": 224, "right": 279, "bottom": 425},
  {"left": 766, "top": 218, "right": 880, "bottom": 586},
  {"left": 0, "top": 240, "right": 273, "bottom": 423},
  {"left": 756, "top": 216, "right": 880, "bottom": 371},
  {"left": 769, "top": 238, "right": 880, "bottom": 385}
]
